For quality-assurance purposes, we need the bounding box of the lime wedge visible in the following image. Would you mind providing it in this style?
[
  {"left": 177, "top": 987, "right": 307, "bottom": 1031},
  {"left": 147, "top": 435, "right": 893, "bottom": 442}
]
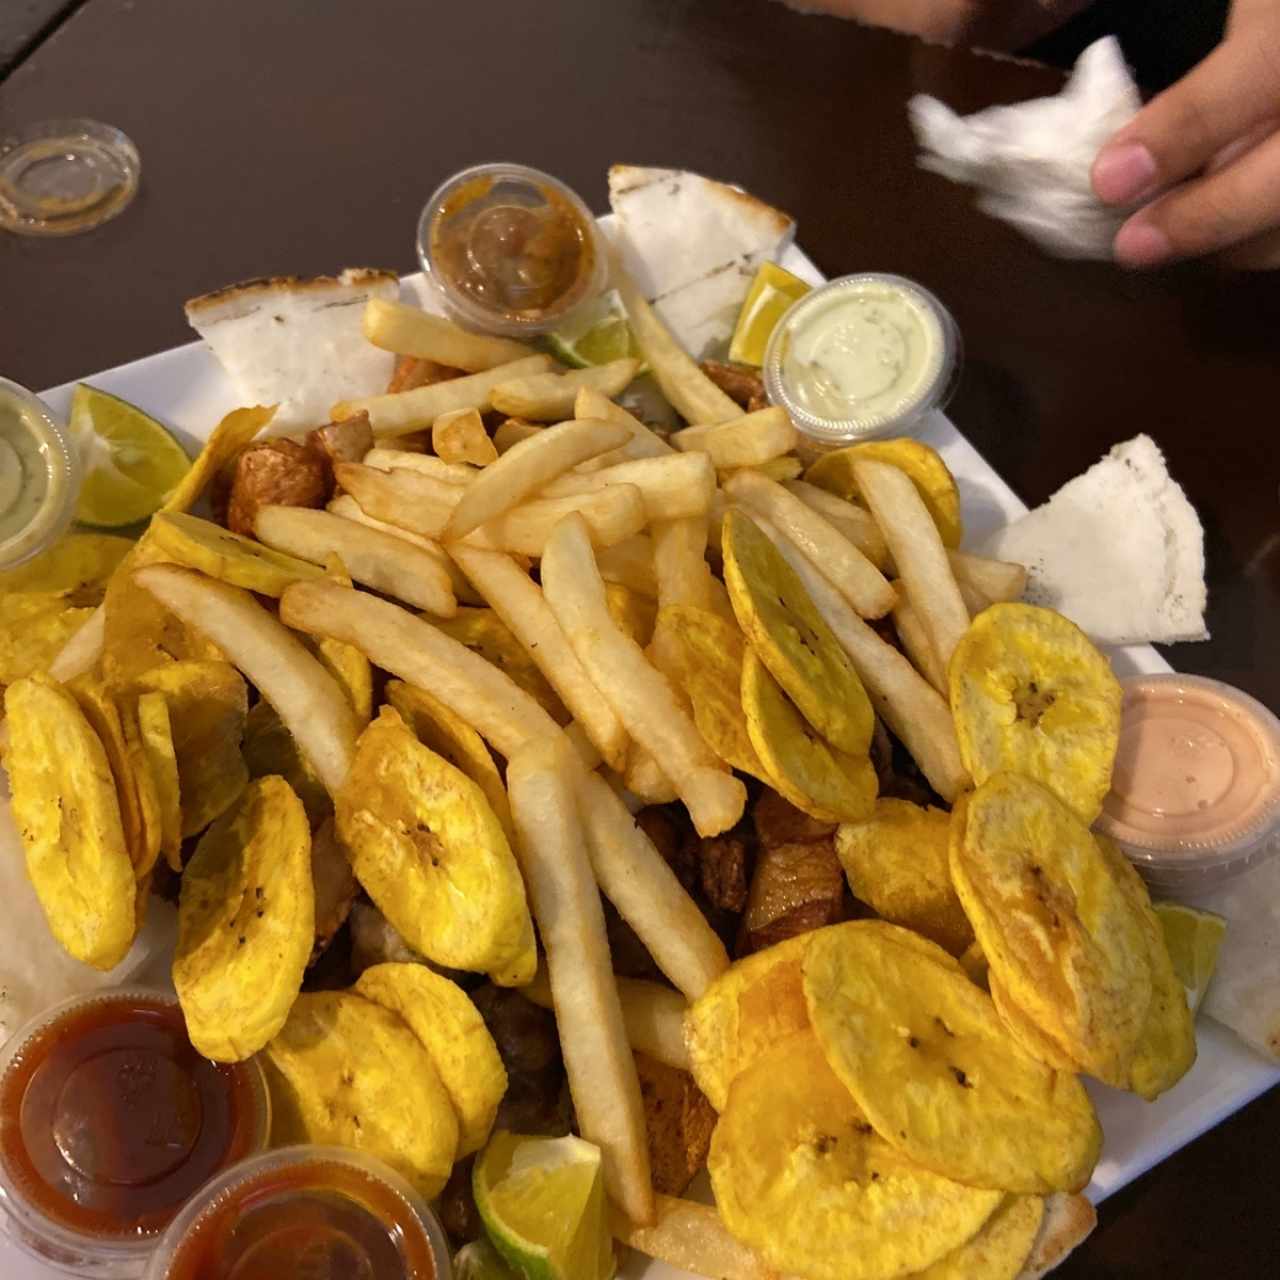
[
  {"left": 728, "top": 261, "right": 811, "bottom": 366},
  {"left": 1153, "top": 900, "right": 1227, "bottom": 1012},
  {"left": 547, "top": 290, "right": 640, "bottom": 369},
  {"left": 455, "top": 1239, "right": 521, "bottom": 1280},
  {"left": 69, "top": 384, "right": 192, "bottom": 528},
  {"left": 474, "top": 1132, "right": 615, "bottom": 1280}
]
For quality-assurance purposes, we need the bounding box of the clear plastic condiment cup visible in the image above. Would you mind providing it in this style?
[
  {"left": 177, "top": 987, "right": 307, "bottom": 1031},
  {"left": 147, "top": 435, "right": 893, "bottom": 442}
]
[
  {"left": 763, "top": 272, "right": 961, "bottom": 452},
  {"left": 146, "top": 1145, "right": 453, "bottom": 1280},
  {"left": 0, "top": 376, "right": 81, "bottom": 571},
  {"left": 1095, "top": 674, "right": 1280, "bottom": 896},
  {"left": 0, "top": 987, "right": 271, "bottom": 1279}
]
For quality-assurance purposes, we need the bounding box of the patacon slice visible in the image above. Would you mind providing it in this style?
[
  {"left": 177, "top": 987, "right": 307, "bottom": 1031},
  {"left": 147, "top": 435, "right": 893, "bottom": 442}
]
[{"left": 475, "top": 1132, "right": 615, "bottom": 1280}]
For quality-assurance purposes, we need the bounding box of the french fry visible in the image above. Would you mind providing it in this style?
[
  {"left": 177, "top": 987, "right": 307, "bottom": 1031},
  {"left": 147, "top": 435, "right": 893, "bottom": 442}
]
[
  {"left": 622, "top": 742, "right": 680, "bottom": 805},
  {"left": 362, "top": 298, "right": 534, "bottom": 370},
  {"left": 279, "top": 580, "right": 562, "bottom": 759},
  {"left": 541, "top": 513, "right": 745, "bottom": 836},
  {"left": 444, "top": 417, "right": 632, "bottom": 539},
  {"left": 253, "top": 506, "right": 457, "bottom": 617},
  {"left": 447, "top": 545, "right": 629, "bottom": 771},
  {"left": 538, "top": 452, "right": 716, "bottom": 522},
  {"left": 596, "top": 534, "right": 657, "bottom": 598},
  {"left": 577, "top": 769, "right": 729, "bottom": 1000},
  {"left": 135, "top": 566, "right": 360, "bottom": 795},
  {"left": 493, "top": 418, "right": 543, "bottom": 453},
  {"left": 463, "top": 485, "right": 647, "bottom": 556},
  {"left": 753, "top": 516, "right": 968, "bottom": 802},
  {"left": 725, "top": 470, "right": 896, "bottom": 619},
  {"left": 651, "top": 516, "right": 713, "bottom": 610},
  {"left": 610, "top": 1195, "right": 778, "bottom": 1280},
  {"left": 949, "top": 550, "right": 1028, "bottom": 603},
  {"left": 522, "top": 970, "right": 691, "bottom": 1072},
  {"left": 956, "top": 578, "right": 989, "bottom": 617},
  {"left": 362, "top": 448, "right": 478, "bottom": 485},
  {"left": 489, "top": 359, "right": 641, "bottom": 421},
  {"left": 327, "top": 494, "right": 482, "bottom": 605},
  {"left": 782, "top": 478, "right": 890, "bottom": 569},
  {"left": 574, "top": 388, "right": 674, "bottom": 468},
  {"left": 613, "top": 267, "right": 740, "bottom": 425},
  {"left": 432, "top": 407, "right": 498, "bottom": 465},
  {"left": 334, "top": 462, "right": 462, "bottom": 538},
  {"left": 892, "top": 591, "right": 947, "bottom": 692},
  {"left": 853, "top": 458, "right": 971, "bottom": 672},
  {"left": 718, "top": 455, "right": 803, "bottom": 485},
  {"left": 333, "top": 354, "right": 553, "bottom": 434},
  {"left": 671, "top": 407, "right": 798, "bottom": 470},
  {"left": 506, "top": 737, "right": 654, "bottom": 1225}
]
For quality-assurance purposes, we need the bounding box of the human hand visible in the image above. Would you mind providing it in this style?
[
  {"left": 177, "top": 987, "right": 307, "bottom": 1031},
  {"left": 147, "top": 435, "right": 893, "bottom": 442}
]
[{"left": 1092, "top": 0, "right": 1280, "bottom": 268}]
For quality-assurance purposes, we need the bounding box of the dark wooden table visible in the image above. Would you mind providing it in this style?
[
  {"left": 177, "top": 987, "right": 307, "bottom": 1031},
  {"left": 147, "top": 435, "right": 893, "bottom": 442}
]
[{"left": 3, "top": 1, "right": 1278, "bottom": 1273}]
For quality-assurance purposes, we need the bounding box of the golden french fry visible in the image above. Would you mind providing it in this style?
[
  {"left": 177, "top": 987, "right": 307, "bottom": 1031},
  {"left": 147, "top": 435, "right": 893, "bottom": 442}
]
[
  {"left": 444, "top": 417, "right": 632, "bottom": 539},
  {"left": 334, "top": 462, "right": 461, "bottom": 538},
  {"left": 363, "top": 448, "right": 478, "bottom": 485},
  {"left": 506, "top": 736, "right": 654, "bottom": 1225},
  {"left": 956, "top": 578, "right": 989, "bottom": 617},
  {"left": 672, "top": 408, "right": 798, "bottom": 470},
  {"left": 609, "top": 1195, "right": 777, "bottom": 1280},
  {"left": 334, "top": 354, "right": 553, "bottom": 434},
  {"left": 574, "top": 387, "right": 674, "bottom": 467},
  {"left": 541, "top": 513, "right": 745, "bottom": 837},
  {"left": 854, "top": 458, "right": 971, "bottom": 674},
  {"left": 596, "top": 534, "right": 657, "bottom": 597},
  {"left": 613, "top": 267, "right": 740, "bottom": 425},
  {"left": 432, "top": 407, "right": 498, "bottom": 465},
  {"left": 134, "top": 566, "right": 360, "bottom": 795},
  {"left": 362, "top": 298, "right": 534, "bottom": 369},
  {"left": 755, "top": 517, "right": 968, "bottom": 802},
  {"left": 490, "top": 358, "right": 641, "bottom": 421},
  {"left": 726, "top": 470, "right": 895, "bottom": 619},
  {"left": 893, "top": 591, "right": 947, "bottom": 692},
  {"left": 279, "top": 580, "right": 562, "bottom": 759},
  {"left": 782, "top": 478, "right": 890, "bottom": 569},
  {"left": 493, "top": 418, "right": 543, "bottom": 452},
  {"left": 327, "top": 494, "right": 482, "bottom": 606},
  {"left": 539, "top": 452, "right": 715, "bottom": 523},
  {"left": 621, "top": 741, "right": 680, "bottom": 804},
  {"left": 254, "top": 506, "right": 456, "bottom": 616},
  {"left": 718, "top": 455, "right": 804, "bottom": 485},
  {"left": 447, "top": 545, "right": 629, "bottom": 771},
  {"left": 651, "top": 516, "right": 713, "bottom": 610},
  {"left": 577, "top": 769, "right": 730, "bottom": 1000},
  {"left": 949, "top": 550, "right": 1027, "bottom": 604},
  {"left": 463, "top": 485, "right": 646, "bottom": 556}
]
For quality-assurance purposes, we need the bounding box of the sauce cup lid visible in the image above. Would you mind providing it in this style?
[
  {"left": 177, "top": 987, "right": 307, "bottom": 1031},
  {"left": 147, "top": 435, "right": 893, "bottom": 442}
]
[
  {"left": 0, "top": 377, "right": 81, "bottom": 572},
  {"left": 763, "top": 272, "right": 961, "bottom": 447}
]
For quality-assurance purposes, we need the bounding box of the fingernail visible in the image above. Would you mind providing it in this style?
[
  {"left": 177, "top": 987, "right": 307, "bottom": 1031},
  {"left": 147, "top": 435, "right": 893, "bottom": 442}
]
[
  {"left": 1093, "top": 142, "right": 1158, "bottom": 204},
  {"left": 1114, "top": 219, "right": 1173, "bottom": 268}
]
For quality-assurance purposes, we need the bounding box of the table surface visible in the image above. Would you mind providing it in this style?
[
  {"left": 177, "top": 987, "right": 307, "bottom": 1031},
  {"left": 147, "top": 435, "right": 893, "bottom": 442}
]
[{"left": 3, "top": 0, "right": 1278, "bottom": 1274}]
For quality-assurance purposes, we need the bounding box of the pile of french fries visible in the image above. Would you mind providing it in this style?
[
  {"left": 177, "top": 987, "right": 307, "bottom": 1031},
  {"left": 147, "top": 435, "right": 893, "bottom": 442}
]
[{"left": 40, "top": 283, "right": 1027, "bottom": 1265}]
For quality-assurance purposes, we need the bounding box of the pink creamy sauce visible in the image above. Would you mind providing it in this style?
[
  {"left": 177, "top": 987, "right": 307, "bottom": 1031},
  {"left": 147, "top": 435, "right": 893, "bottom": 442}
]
[{"left": 1100, "top": 678, "right": 1280, "bottom": 854}]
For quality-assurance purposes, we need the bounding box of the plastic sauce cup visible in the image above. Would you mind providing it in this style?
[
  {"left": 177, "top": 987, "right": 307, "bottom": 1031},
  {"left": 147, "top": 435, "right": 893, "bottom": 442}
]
[{"left": 1096, "top": 674, "right": 1280, "bottom": 895}]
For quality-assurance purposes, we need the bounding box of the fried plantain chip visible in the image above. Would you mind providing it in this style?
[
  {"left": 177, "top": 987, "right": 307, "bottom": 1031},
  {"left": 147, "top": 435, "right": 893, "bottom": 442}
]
[
  {"left": 174, "top": 776, "right": 313, "bottom": 1061},
  {"left": 134, "top": 660, "right": 249, "bottom": 837},
  {"left": 310, "top": 816, "right": 358, "bottom": 960},
  {"left": 242, "top": 700, "right": 330, "bottom": 825},
  {"left": 804, "top": 438, "right": 963, "bottom": 548},
  {"left": 950, "top": 774, "right": 1153, "bottom": 1089},
  {"left": 4, "top": 676, "right": 137, "bottom": 969},
  {"left": 120, "top": 696, "right": 163, "bottom": 878},
  {"left": 355, "top": 962, "right": 507, "bottom": 1156},
  {"left": 709, "top": 1034, "right": 1001, "bottom": 1280},
  {"left": 162, "top": 404, "right": 275, "bottom": 515},
  {"left": 0, "top": 597, "right": 95, "bottom": 695},
  {"left": 835, "top": 799, "right": 973, "bottom": 955},
  {"left": 910, "top": 1194, "right": 1045, "bottom": 1280},
  {"left": 802, "top": 920, "right": 1102, "bottom": 1193},
  {"left": 684, "top": 929, "right": 817, "bottom": 1111},
  {"left": 135, "top": 690, "right": 183, "bottom": 872},
  {"left": 432, "top": 606, "right": 568, "bottom": 723},
  {"left": 264, "top": 990, "right": 460, "bottom": 1196},
  {"left": 988, "top": 976, "right": 1081, "bottom": 1074},
  {"left": 0, "top": 532, "right": 133, "bottom": 596},
  {"left": 605, "top": 581, "right": 658, "bottom": 647},
  {"left": 959, "top": 939, "right": 989, "bottom": 989},
  {"left": 722, "top": 508, "right": 873, "bottom": 756},
  {"left": 384, "top": 680, "right": 513, "bottom": 843},
  {"left": 656, "top": 603, "right": 765, "bottom": 778},
  {"left": 149, "top": 511, "right": 324, "bottom": 597},
  {"left": 742, "top": 648, "right": 877, "bottom": 823},
  {"left": 949, "top": 604, "right": 1121, "bottom": 824},
  {"left": 336, "top": 707, "right": 535, "bottom": 982}
]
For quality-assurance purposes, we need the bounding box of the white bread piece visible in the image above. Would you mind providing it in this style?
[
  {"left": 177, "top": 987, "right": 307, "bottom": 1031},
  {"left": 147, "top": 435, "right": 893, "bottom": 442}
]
[
  {"left": 980, "top": 434, "right": 1207, "bottom": 645},
  {"left": 1018, "top": 1193, "right": 1097, "bottom": 1279},
  {"left": 185, "top": 268, "right": 399, "bottom": 431},
  {"left": 608, "top": 166, "right": 794, "bottom": 354}
]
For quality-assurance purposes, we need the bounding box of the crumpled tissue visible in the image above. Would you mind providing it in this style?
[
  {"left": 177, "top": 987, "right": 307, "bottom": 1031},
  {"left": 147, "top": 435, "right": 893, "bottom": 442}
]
[{"left": 908, "top": 37, "right": 1141, "bottom": 260}]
